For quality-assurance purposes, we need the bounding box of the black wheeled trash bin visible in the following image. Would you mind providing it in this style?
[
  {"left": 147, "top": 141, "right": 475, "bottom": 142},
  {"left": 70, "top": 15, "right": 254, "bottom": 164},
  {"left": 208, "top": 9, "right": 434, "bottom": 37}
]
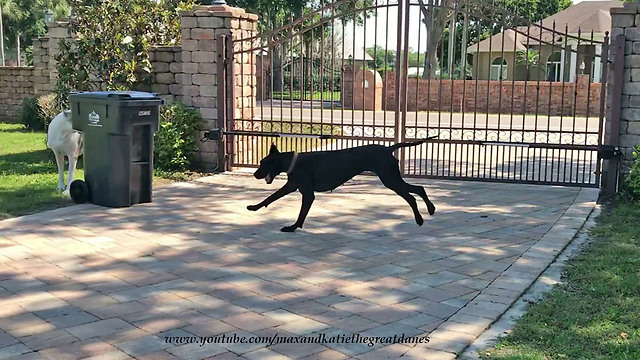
[{"left": 70, "top": 91, "right": 165, "bottom": 208}]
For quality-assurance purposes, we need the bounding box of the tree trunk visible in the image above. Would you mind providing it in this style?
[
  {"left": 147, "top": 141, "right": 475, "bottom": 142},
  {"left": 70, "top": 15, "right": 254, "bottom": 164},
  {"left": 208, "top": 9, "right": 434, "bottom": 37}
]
[
  {"left": 272, "top": 46, "right": 283, "bottom": 92},
  {"left": 421, "top": 0, "right": 434, "bottom": 79},
  {"left": 270, "top": 13, "right": 283, "bottom": 93},
  {"left": 461, "top": 11, "right": 468, "bottom": 78},
  {"left": 306, "top": 39, "right": 312, "bottom": 100},
  {"left": 447, "top": 9, "right": 456, "bottom": 79},
  {"left": 418, "top": 0, "right": 452, "bottom": 79}
]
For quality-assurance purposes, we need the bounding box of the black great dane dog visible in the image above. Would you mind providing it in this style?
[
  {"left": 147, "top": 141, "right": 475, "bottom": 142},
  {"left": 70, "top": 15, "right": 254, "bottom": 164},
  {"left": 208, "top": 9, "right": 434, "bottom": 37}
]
[{"left": 248, "top": 138, "right": 437, "bottom": 232}]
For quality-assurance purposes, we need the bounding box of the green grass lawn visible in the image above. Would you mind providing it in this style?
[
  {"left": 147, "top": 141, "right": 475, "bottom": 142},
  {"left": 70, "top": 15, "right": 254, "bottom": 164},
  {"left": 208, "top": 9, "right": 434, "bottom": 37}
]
[
  {"left": 0, "top": 123, "right": 188, "bottom": 220},
  {"left": 0, "top": 123, "right": 85, "bottom": 219},
  {"left": 483, "top": 202, "right": 640, "bottom": 360},
  {"left": 257, "top": 122, "right": 341, "bottom": 158},
  {"left": 272, "top": 90, "right": 341, "bottom": 102}
]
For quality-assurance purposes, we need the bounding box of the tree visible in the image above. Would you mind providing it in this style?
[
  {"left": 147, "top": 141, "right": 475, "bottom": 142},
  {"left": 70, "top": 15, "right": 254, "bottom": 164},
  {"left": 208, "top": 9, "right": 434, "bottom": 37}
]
[
  {"left": 366, "top": 45, "right": 396, "bottom": 71},
  {"left": 417, "top": 0, "right": 455, "bottom": 79},
  {"left": 55, "top": 0, "right": 195, "bottom": 108},
  {"left": 1, "top": 0, "right": 70, "bottom": 57},
  {"left": 516, "top": 49, "right": 545, "bottom": 80},
  {"left": 0, "top": 0, "right": 21, "bottom": 65},
  {"left": 227, "top": 0, "right": 374, "bottom": 93}
]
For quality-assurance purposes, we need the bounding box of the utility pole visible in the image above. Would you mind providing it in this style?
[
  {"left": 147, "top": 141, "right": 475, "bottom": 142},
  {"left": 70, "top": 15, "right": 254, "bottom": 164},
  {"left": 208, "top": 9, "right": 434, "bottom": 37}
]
[{"left": 0, "top": 3, "right": 5, "bottom": 66}]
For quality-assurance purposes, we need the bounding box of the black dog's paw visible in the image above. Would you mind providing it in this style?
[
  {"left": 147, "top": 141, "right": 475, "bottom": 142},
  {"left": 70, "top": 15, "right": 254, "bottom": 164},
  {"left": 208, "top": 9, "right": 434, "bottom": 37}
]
[
  {"left": 280, "top": 225, "right": 298, "bottom": 232},
  {"left": 416, "top": 216, "right": 424, "bottom": 226},
  {"left": 247, "top": 204, "right": 261, "bottom": 211},
  {"left": 428, "top": 205, "right": 436, "bottom": 216}
]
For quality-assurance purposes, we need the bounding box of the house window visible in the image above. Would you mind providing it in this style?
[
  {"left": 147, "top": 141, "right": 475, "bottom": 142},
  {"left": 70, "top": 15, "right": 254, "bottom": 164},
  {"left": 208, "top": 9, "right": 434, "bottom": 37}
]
[
  {"left": 547, "top": 52, "right": 562, "bottom": 82},
  {"left": 490, "top": 57, "right": 507, "bottom": 80}
]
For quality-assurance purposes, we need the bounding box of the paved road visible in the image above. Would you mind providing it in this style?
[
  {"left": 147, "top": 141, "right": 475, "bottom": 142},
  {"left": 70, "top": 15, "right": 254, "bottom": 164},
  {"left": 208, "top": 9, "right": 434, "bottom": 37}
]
[
  {"left": 253, "top": 101, "right": 602, "bottom": 134},
  {"left": 0, "top": 173, "right": 597, "bottom": 359}
]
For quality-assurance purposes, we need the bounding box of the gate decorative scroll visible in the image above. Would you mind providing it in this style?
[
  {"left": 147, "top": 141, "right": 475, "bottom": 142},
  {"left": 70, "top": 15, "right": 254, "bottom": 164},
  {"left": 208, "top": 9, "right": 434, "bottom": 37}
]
[{"left": 220, "top": 0, "right": 614, "bottom": 187}]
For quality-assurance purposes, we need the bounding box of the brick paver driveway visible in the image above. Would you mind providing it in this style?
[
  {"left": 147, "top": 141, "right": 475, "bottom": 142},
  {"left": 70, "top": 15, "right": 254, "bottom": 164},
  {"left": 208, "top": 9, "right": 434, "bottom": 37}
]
[{"left": 0, "top": 173, "right": 597, "bottom": 360}]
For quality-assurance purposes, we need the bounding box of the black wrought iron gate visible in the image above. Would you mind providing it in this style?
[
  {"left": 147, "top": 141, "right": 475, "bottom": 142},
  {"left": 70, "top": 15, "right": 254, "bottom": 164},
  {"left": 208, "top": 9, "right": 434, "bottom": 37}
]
[{"left": 218, "top": 0, "right": 612, "bottom": 187}]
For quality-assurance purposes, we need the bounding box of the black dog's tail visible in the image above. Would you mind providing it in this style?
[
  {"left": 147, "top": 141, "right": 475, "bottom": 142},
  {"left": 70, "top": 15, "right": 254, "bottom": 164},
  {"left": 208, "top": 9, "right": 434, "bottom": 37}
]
[{"left": 388, "top": 135, "right": 439, "bottom": 151}]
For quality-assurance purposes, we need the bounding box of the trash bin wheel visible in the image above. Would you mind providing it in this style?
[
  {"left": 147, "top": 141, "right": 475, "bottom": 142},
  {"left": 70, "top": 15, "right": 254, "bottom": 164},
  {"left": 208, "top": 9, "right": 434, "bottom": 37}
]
[{"left": 70, "top": 180, "right": 91, "bottom": 204}]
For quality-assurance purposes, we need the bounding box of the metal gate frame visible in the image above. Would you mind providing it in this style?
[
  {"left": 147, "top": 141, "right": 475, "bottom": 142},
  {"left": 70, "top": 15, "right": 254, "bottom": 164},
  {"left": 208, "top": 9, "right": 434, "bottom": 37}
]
[{"left": 214, "top": 0, "right": 617, "bottom": 188}]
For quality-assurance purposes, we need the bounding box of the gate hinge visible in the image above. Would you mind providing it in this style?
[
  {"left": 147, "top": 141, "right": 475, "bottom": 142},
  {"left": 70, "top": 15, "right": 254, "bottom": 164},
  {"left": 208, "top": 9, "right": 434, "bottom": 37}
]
[{"left": 599, "top": 145, "right": 623, "bottom": 159}]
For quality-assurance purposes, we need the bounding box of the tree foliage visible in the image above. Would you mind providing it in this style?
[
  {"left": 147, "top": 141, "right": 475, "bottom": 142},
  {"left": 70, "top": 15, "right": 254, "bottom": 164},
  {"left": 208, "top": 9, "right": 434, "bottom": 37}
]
[
  {"left": 366, "top": 45, "right": 396, "bottom": 70},
  {"left": 1, "top": 0, "right": 70, "bottom": 49},
  {"left": 54, "top": 0, "right": 195, "bottom": 108}
]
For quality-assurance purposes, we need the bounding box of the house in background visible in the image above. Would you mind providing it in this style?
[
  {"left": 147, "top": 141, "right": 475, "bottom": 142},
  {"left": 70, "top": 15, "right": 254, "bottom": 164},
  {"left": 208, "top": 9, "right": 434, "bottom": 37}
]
[
  {"left": 342, "top": 43, "right": 374, "bottom": 73},
  {"left": 467, "top": 1, "right": 623, "bottom": 83}
]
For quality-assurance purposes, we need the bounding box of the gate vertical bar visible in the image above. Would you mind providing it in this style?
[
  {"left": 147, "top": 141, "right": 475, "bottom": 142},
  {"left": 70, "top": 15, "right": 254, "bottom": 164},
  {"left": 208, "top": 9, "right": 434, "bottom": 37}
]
[
  {"left": 394, "top": 0, "right": 405, "bottom": 163},
  {"left": 399, "top": 0, "right": 411, "bottom": 172},
  {"left": 605, "top": 34, "right": 624, "bottom": 194},
  {"left": 226, "top": 34, "right": 236, "bottom": 171},
  {"left": 595, "top": 32, "right": 609, "bottom": 188},
  {"left": 217, "top": 35, "right": 229, "bottom": 171}
]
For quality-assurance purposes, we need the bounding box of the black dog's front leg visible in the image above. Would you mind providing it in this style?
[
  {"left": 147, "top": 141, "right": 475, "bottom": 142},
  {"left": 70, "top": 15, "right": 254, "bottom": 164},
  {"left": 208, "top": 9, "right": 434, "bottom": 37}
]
[
  {"left": 247, "top": 182, "right": 296, "bottom": 211},
  {"left": 281, "top": 189, "right": 315, "bottom": 232}
]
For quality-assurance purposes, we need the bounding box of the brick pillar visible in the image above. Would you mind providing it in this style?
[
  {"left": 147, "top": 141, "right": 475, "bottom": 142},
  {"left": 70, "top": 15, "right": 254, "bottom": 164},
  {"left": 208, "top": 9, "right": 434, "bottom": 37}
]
[
  {"left": 45, "top": 21, "right": 73, "bottom": 94},
  {"left": 179, "top": 5, "right": 257, "bottom": 171},
  {"left": 31, "top": 37, "right": 51, "bottom": 95},
  {"left": 609, "top": 3, "right": 640, "bottom": 191}
]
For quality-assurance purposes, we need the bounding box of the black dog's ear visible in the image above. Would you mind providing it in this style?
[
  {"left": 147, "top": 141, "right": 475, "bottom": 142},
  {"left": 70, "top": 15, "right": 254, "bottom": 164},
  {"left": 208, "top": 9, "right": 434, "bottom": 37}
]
[{"left": 270, "top": 143, "right": 279, "bottom": 154}]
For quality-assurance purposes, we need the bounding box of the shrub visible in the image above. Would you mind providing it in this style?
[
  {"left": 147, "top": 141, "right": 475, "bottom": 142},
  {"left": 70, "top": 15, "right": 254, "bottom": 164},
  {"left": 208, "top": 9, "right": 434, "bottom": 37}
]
[
  {"left": 20, "top": 97, "right": 46, "bottom": 131},
  {"left": 19, "top": 94, "right": 63, "bottom": 132},
  {"left": 623, "top": 144, "right": 640, "bottom": 201},
  {"left": 24, "top": 46, "right": 34, "bottom": 67},
  {"left": 37, "top": 94, "right": 61, "bottom": 127},
  {"left": 154, "top": 102, "right": 201, "bottom": 172}
]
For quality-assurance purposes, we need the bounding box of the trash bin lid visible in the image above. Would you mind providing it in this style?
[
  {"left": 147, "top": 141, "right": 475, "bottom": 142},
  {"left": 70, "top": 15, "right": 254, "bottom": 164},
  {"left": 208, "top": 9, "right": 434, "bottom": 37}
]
[{"left": 70, "top": 91, "right": 159, "bottom": 99}]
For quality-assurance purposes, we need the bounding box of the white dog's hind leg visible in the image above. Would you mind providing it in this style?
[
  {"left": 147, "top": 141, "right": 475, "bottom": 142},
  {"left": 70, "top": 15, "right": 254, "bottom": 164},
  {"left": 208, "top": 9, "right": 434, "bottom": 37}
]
[
  {"left": 63, "top": 155, "right": 78, "bottom": 195},
  {"left": 54, "top": 152, "right": 66, "bottom": 192}
]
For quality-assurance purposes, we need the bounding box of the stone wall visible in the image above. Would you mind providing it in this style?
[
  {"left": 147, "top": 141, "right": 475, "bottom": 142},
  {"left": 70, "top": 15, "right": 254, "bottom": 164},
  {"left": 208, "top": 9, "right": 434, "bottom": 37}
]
[
  {"left": 136, "top": 46, "right": 184, "bottom": 104},
  {"left": 610, "top": 3, "right": 640, "bottom": 175},
  {"left": 0, "top": 67, "right": 35, "bottom": 122},
  {"left": 382, "top": 72, "right": 601, "bottom": 117}
]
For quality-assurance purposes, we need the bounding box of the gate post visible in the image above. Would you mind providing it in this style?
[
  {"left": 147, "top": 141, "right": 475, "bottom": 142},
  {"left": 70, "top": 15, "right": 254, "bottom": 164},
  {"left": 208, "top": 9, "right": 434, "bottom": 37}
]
[
  {"left": 216, "top": 35, "right": 229, "bottom": 171},
  {"left": 606, "top": 4, "right": 640, "bottom": 194},
  {"left": 179, "top": 5, "right": 257, "bottom": 172}
]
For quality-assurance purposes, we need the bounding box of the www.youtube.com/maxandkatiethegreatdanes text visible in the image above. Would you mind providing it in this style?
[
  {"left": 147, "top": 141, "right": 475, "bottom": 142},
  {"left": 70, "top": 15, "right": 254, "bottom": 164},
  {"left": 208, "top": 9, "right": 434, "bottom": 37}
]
[{"left": 165, "top": 333, "right": 430, "bottom": 347}]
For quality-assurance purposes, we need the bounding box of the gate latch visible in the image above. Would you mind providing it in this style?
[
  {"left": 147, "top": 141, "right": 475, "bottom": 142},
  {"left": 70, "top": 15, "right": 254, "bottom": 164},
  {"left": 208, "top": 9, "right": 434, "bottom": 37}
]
[
  {"left": 203, "top": 128, "right": 223, "bottom": 141},
  {"left": 599, "top": 145, "right": 623, "bottom": 159}
]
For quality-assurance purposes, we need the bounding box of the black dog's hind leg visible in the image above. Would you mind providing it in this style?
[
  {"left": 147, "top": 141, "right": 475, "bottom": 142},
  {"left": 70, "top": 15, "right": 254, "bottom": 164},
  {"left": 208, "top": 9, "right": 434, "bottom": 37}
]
[
  {"left": 247, "top": 182, "right": 296, "bottom": 211},
  {"left": 281, "top": 189, "right": 315, "bottom": 232},
  {"left": 378, "top": 162, "right": 436, "bottom": 215},
  {"left": 375, "top": 167, "right": 426, "bottom": 226},
  {"left": 405, "top": 182, "right": 436, "bottom": 215}
]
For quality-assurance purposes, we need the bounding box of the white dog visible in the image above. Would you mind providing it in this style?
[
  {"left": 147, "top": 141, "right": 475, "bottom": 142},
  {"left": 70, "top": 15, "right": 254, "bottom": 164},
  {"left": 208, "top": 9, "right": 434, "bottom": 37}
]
[{"left": 47, "top": 110, "right": 83, "bottom": 194}]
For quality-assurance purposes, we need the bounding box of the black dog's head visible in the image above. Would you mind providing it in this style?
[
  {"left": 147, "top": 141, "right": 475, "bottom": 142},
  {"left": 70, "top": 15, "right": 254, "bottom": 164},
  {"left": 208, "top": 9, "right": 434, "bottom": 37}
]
[{"left": 254, "top": 144, "right": 284, "bottom": 184}]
